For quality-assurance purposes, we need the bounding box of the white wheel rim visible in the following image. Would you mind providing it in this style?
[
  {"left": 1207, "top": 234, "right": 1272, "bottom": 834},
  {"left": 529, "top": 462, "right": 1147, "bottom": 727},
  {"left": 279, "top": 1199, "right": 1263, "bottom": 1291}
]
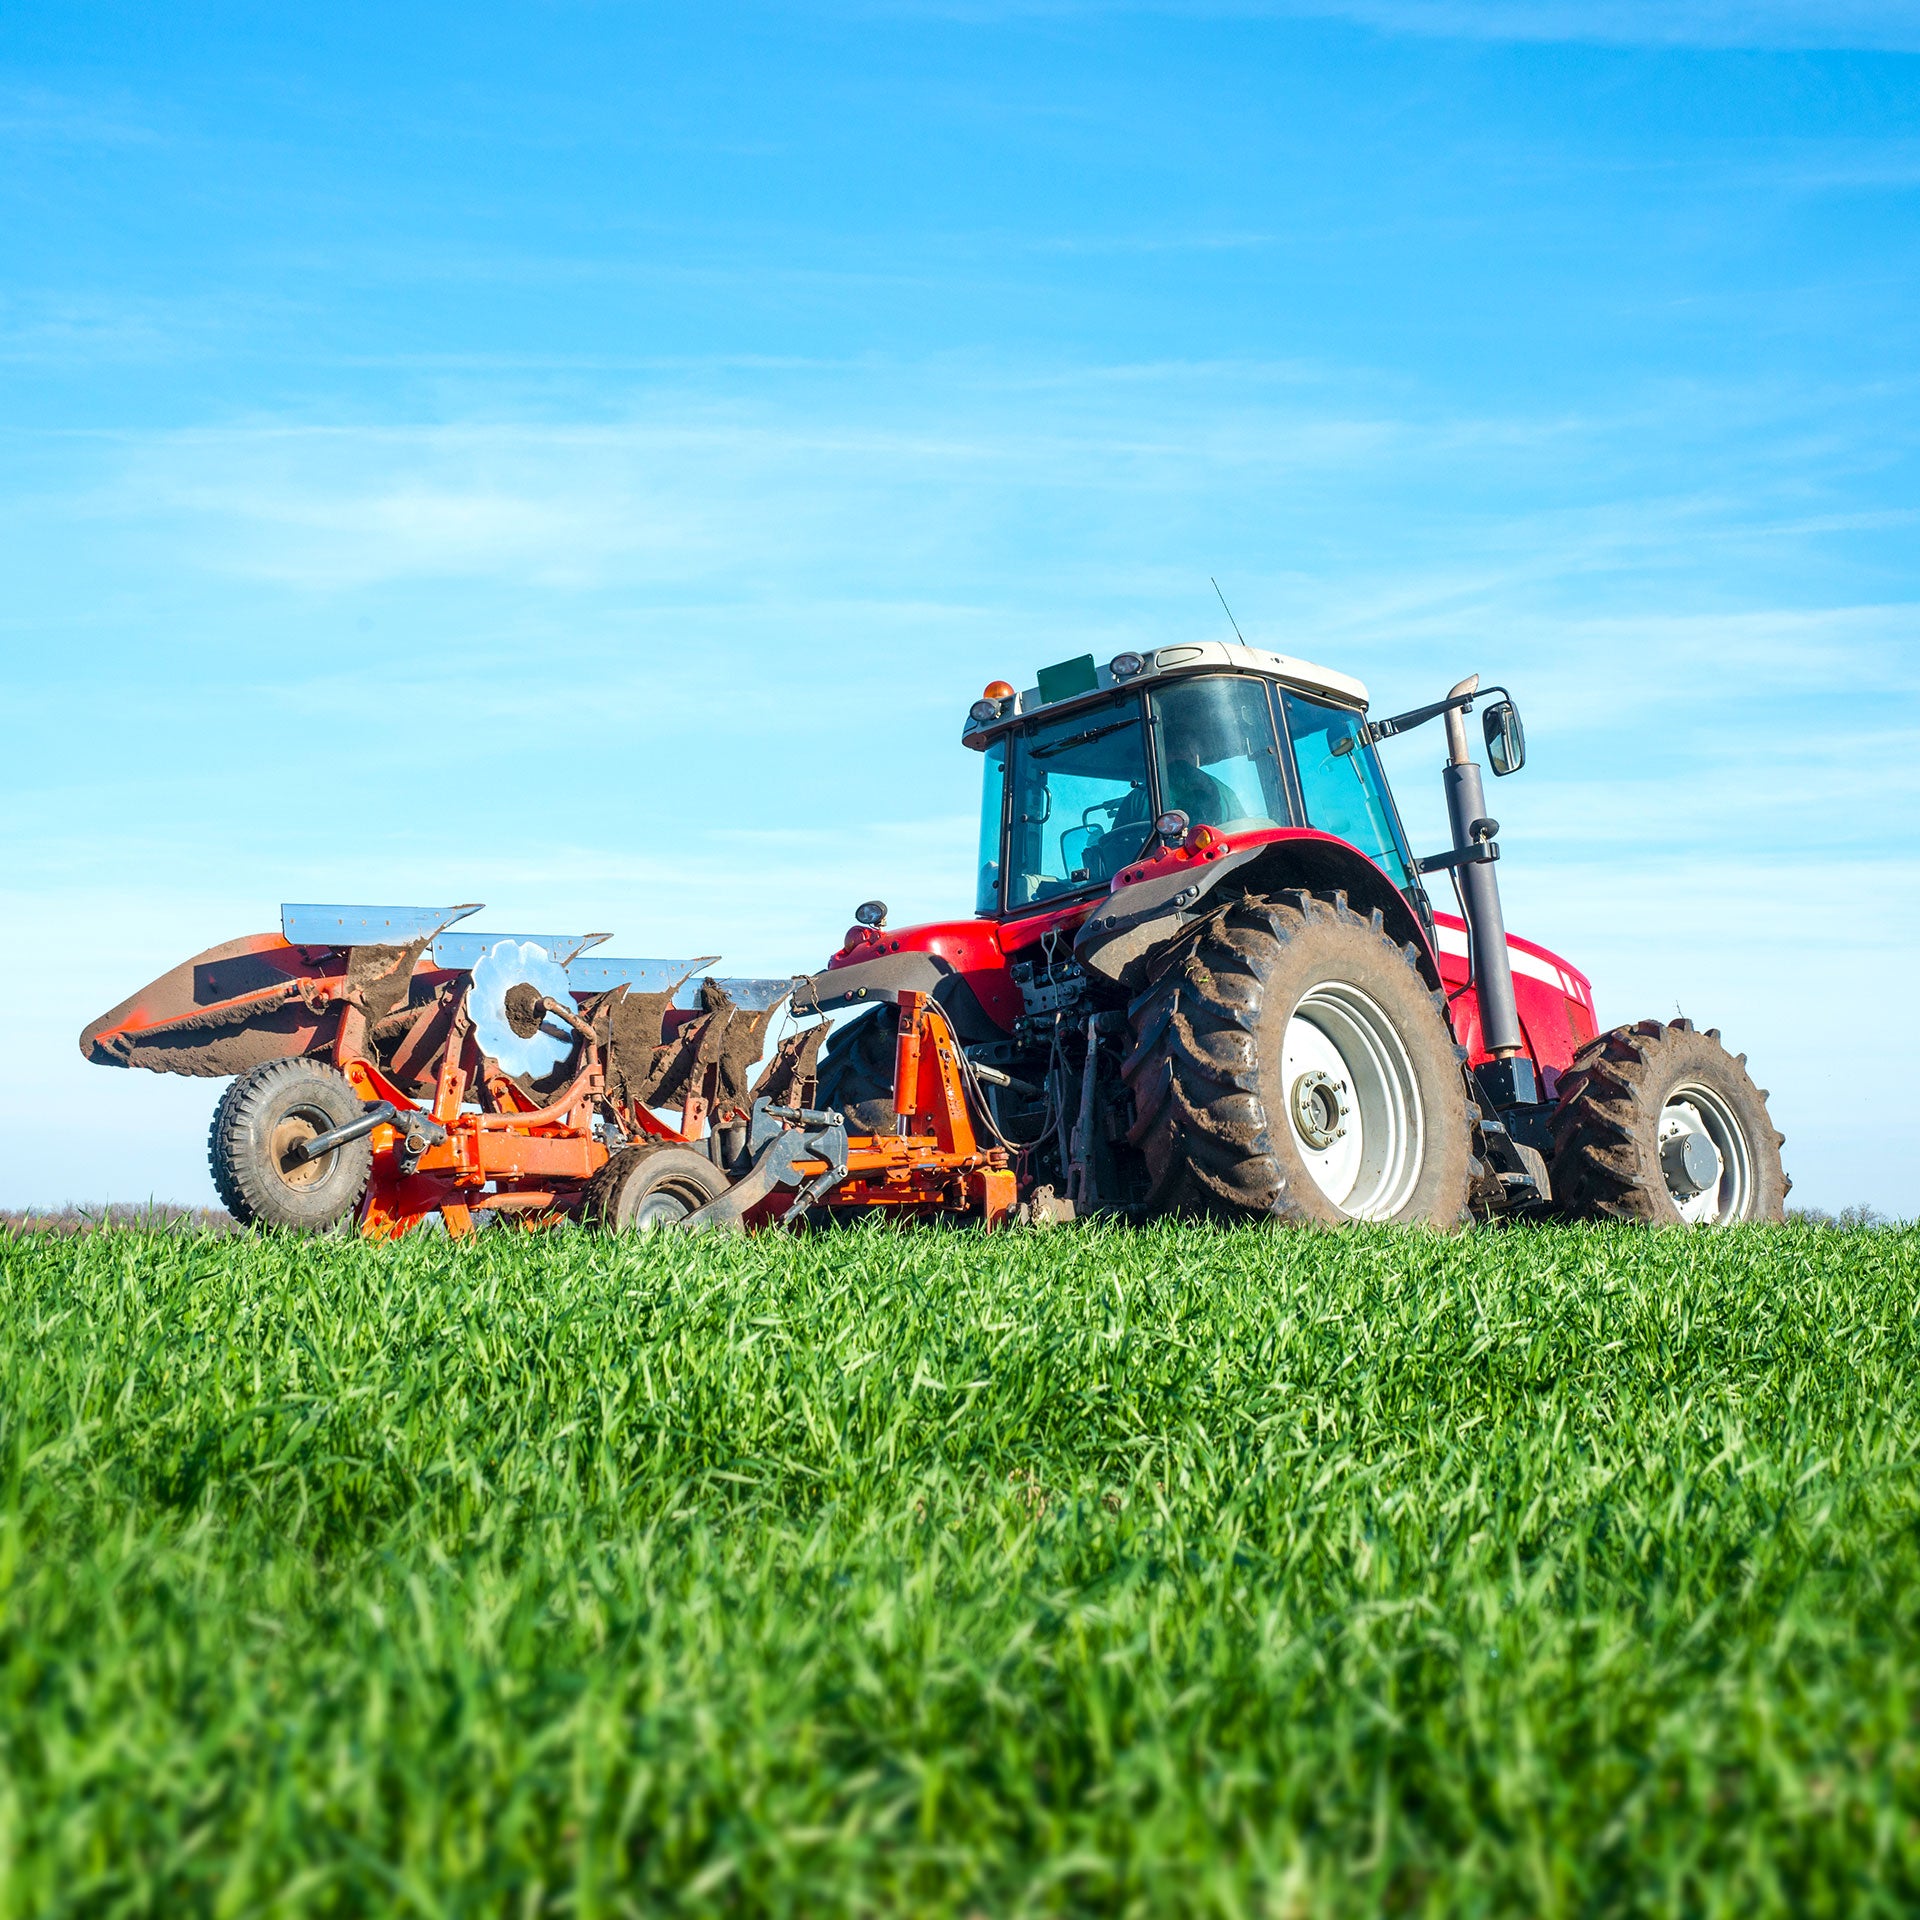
[
  {"left": 629, "top": 1186, "right": 700, "bottom": 1231},
  {"left": 1659, "top": 1082, "right": 1754, "bottom": 1224},
  {"left": 1281, "top": 982, "right": 1425, "bottom": 1220},
  {"left": 620, "top": 1160, "right": 720, "bottom": 1232}
]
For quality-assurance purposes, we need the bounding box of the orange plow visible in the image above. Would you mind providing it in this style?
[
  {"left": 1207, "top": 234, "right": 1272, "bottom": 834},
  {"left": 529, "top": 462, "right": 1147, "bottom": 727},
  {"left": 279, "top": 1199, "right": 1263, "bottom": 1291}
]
[
  {"left": 679, "top": 990, "right": 1016, "bottom": 1232},
  {"left": 81, "top": 903, "right": 1016, "bottom": 1237}
]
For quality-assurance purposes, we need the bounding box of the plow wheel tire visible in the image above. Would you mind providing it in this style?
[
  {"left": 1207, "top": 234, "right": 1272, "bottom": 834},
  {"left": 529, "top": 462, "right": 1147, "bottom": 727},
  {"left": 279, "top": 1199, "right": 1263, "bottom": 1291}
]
[
  {"left": 815, "top": 1008, "right": 898, "bottom": 1134},
  {"left": 1550, "top": 1019, "right": 1788, "bottom": 1225},
  {"left": 585, "top": 1145, "right": 728, "bottom": 1232},
  {"left": 208, "top": 1058, "right": 372, "bottom": 1231},
  {"left": 1121, "top": 890, "right": 1473, "bottom": 1227}
]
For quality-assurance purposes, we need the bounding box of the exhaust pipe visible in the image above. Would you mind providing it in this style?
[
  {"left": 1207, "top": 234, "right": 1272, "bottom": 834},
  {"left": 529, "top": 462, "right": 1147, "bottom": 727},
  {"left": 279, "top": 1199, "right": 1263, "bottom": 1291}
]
[{"left": 1442, "top": 676, "right": 1524, "bottom": 1065}]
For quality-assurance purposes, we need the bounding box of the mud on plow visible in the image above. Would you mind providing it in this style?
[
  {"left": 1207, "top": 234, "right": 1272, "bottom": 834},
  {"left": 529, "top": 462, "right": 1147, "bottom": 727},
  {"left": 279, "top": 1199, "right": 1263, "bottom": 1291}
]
[{"left": 81, "top": 904, "right": 1014, "bottom": 1238}]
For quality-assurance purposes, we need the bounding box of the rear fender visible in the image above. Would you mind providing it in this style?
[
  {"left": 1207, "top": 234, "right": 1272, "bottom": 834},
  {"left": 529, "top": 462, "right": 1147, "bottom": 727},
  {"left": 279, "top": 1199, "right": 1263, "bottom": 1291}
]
[
  {"left": 1073, "top": 835, "right": 1439, "bottom": 991},
  {"left": 791, "top": 952, "right": 1001, "bottom": 1046}
]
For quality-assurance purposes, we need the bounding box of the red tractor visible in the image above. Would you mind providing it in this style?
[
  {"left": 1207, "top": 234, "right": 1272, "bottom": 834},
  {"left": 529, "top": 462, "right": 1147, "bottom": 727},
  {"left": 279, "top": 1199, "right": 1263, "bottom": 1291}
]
[
  {"left": 81, "top": 644, "right": 1786, "bottom": 1232},
  {"left": 799, "top": 643, "right": 1787, "bottom": 1227}
]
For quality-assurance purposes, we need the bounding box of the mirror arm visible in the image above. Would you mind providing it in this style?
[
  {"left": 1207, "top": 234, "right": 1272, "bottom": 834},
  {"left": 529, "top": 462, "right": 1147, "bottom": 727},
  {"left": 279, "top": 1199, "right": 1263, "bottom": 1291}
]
[
  {"left": 1338, "top": 682, "right": 1519, "bottom": 756},
  {"left": 1414, "top": 839, "right": 1499, "bottom": 876},
  {"left": 1347, "top": 690, "right": 1476, "bottom": 752}
]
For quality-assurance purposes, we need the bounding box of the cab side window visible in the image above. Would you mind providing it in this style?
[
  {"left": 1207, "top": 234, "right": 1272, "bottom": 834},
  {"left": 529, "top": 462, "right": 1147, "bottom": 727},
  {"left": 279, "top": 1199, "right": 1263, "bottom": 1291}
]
[
  {"left": 975, "top": 737, "right": 1006, "bottom": 914},
  {"left": 1279, "top": 689, "right": 1413, "bottom": 889}
]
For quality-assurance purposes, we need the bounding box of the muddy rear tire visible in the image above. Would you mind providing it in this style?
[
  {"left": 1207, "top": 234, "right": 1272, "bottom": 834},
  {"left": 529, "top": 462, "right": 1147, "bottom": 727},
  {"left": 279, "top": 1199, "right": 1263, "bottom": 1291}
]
[
  {"left": 584, "top": 1144, "right": 729, "bottom": 1231},
  {"left": 208, "top": 1058, "right": 372, "bottom": 1231},
  {"left": 815, "top": 1008, "right": 898, "bottom": 1134},
  {"left": 1550, "top": 1019, "right": 1788, "bottom": 1224},
  {"left": 1121, "top": 890, "right": 1473, "bottom": 1226}
]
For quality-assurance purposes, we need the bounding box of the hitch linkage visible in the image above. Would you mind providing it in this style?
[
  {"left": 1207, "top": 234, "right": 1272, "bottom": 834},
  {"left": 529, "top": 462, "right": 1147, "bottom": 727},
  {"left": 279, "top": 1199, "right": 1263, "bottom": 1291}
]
[{"left": 680, "top": 1097, "right": 851, "bottom": 1232}]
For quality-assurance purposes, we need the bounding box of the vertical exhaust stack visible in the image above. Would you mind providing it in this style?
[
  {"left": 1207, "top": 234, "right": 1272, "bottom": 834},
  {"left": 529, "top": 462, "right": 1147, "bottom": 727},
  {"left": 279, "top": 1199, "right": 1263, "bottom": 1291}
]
[{"left": 1441, "top": 675, "right": 1528, "bottom": 1084}]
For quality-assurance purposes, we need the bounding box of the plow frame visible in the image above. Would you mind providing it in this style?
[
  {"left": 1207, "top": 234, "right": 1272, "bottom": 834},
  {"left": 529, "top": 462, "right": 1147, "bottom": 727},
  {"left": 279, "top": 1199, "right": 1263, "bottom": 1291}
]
[
  {"left": 342, "top": 1048, "right": 615, "bottom": 1241},
  {"left": 81, "top": 911, "right": 827, "bottom": 1240},
  {"left": 357, "top": 986, "right": 1017, "bottom": 1239},
  {"left": 341, "top": 990, "right": 681, "bottom": 1240},
  {"left": 686, "top": 989, "right": 1018, "bottom": 1232}
]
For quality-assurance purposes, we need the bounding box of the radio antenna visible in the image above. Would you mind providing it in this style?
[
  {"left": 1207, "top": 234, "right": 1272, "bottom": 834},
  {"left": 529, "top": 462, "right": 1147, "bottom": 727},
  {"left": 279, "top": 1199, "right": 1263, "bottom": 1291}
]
[{"left": 1211, "top": 577, "right": 1247, "bottom": 646}]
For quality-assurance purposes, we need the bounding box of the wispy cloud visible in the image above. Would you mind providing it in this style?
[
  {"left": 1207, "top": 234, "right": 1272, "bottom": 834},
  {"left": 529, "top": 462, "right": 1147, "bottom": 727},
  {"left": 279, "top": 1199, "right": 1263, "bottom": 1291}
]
[
  {"left": 0, "top": 85, "right": 159, "bottom": 147},
  {"left": 91, "top": 405, "right": 1418, "bottom": 591},
  {"left": 1266, "top": 1, "right": 1920, "bottom": 51},
  {"left": 875, "top": 0, "right": 1920, "bottom": 50},
  {"left": 77, "top": 361, "right": 1895, "bottom": 597},
  {"left": 0, "top": 293, "right": 220, "bottom": 368}
]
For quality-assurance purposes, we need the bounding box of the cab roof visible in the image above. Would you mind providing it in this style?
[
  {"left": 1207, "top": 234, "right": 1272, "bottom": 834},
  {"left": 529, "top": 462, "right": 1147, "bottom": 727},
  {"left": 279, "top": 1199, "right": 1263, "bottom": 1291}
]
[{"left": 961, "top": 641, "right": 1370, "bottom": 749}]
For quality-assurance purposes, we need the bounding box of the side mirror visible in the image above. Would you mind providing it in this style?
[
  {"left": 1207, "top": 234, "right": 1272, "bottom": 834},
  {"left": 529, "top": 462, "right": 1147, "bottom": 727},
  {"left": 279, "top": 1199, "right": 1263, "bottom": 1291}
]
[{"left": 1483, "top": 699, "right": 1525, "bottom": 776}]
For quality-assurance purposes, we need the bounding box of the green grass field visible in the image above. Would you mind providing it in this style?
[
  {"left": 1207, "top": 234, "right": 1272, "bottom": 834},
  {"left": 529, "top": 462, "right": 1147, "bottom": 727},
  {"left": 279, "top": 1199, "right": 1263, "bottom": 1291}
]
[{"left": 2, "top": 1222, "right": 1916, "bottom": 1917}]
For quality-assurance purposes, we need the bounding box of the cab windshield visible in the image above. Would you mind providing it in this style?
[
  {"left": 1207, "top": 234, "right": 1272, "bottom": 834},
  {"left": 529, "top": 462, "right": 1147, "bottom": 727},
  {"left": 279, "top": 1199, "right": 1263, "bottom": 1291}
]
[
  {"left": 1148, "top": 676, "right": 1291, "bottom": 835},
  {"left": 1001, "top": 695, "right": 1153, "bottom": 908},
  {"left": 978, "top": 677, "right": 1417, "bottom": 915}
]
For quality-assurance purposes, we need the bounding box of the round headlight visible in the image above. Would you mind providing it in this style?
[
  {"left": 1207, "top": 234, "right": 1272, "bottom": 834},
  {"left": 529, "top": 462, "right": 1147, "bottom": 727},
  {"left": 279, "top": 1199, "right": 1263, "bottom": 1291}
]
[
  {"left": 969, "top": 697, "right": 1002, "bottom": 725},
  {"left": 1154, "top": 810, "right": 1190, "bottom": 843},
  {"left": 1109, "top": 651, "right": 1145, "bottom": 678}
]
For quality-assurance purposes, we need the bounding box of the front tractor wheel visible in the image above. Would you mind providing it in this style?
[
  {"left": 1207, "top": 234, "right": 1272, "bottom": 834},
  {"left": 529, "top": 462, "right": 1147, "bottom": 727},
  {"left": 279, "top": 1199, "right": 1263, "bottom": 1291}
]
[
  {"left": 208, "top": 1058, "right": 373, "bottom": 1231},
  {"left": 1550, "top": 1019, "right": 1788, "bottom": 1224},
  {"left": 1121, "top": 891, "right": 1473, "bottom": 1227}
]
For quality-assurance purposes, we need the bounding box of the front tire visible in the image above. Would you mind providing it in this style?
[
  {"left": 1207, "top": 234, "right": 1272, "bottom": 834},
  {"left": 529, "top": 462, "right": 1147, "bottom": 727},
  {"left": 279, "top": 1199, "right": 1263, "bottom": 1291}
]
[
  {"left": 1121, "top": 891, "right": 1473, "bottom": 1226},
  {"left": 1550, "top": 1019, "right": 1788, "bottom": 1224},
  {"left": 208, "top": 1058, "right": 372, "bottom": 1231}
]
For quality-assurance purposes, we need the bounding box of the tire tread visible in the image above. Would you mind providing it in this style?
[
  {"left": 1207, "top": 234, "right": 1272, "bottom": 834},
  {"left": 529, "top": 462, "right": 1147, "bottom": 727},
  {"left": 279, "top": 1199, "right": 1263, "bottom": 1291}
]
[
  {"left": 1548, "top": 1019, "right": 1789, "bottom": 1223},
  {"left": 1120, "top": 890, "right": 1468, "bottom": 1225},
  {"left": 206, "top": 1057, "right": 370, "bottom": 1231}
]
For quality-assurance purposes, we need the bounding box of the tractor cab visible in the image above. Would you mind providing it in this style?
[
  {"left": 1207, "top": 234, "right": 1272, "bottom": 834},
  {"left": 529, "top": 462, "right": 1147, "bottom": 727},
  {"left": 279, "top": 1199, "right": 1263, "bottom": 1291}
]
[
  {"left": 801, "top": 638, "right": 1774, "bottom": 1231},
  {"left": 963, "top": 643, "right": 1417, "bottom": 918}
]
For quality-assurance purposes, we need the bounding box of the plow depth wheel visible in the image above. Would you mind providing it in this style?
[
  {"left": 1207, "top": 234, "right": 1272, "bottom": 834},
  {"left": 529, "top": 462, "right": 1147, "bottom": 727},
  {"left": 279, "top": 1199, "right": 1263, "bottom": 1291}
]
[
  {"left": 585, "top": 1145, "right": 729, "bottom": 1232},
  {"left": 208, "top": 1058, "right": 373, "bottom": 1231}
]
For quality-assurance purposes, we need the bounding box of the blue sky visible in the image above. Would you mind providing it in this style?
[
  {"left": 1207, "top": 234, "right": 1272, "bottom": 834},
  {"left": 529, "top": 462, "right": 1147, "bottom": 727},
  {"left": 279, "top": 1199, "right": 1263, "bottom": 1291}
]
[{"left": 4, "top": 1, "right": 1917, "bottom": 1213}]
